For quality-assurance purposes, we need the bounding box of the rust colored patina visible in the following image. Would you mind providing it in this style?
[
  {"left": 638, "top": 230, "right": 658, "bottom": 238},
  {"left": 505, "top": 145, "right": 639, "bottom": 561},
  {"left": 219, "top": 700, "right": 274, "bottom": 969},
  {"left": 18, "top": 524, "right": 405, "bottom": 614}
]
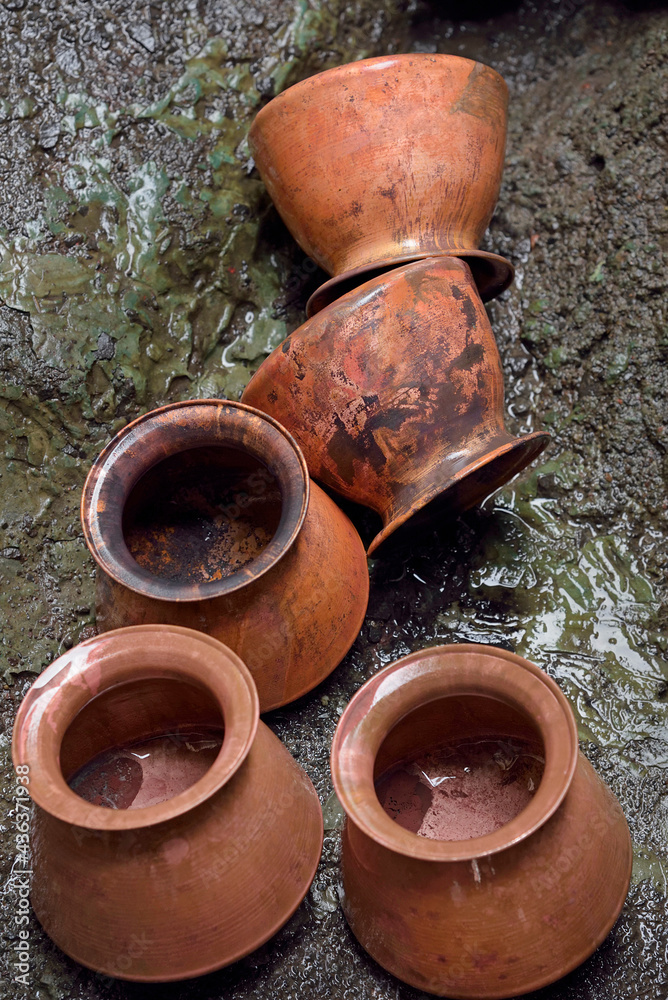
[
  {"left": 242, "top": 257, "right": 549, "bottom": 555},
  {"left": 12, "top": 626, "right": 324, "bottom": 981},
  {"left": 249, "top": 53, "right": 513, "bottom": 313},
  {"left": 81, "top": 400, "right": 369, "bottom": 711},
  {"left": 330, "top": 644, "right": 632, "bottom": 998}
]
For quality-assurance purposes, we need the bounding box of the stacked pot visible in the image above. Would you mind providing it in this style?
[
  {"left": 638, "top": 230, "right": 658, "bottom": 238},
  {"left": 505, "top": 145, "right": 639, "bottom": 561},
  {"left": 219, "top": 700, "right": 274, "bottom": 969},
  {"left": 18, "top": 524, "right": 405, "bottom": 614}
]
[
  {"left": 242, "top": 54, "right": 550, "bottom": 554},
  {"left": 10, "top": 54, "right": 633, "bottom": 999}
]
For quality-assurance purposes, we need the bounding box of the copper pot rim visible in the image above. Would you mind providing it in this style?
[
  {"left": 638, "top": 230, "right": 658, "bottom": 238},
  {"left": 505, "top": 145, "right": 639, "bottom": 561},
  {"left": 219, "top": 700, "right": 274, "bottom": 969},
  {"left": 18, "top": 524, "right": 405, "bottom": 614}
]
[
  {"left": 305, "top": 251, "right": 514, "bottom": 316},
  {"left": 330, "top": 643, "right": 579, "bottom": 863},
  {"left": 80, "top": 399, "right": 310, "bottom": 603},
  {"left": 12, "top": 625, "right": 260, "bottom": 831},
  {"left": 367, "top": 430, "right": 551, "bottom": 556},
  {"left": 252, "top": 52, "right": 508, "bottom": 125}
]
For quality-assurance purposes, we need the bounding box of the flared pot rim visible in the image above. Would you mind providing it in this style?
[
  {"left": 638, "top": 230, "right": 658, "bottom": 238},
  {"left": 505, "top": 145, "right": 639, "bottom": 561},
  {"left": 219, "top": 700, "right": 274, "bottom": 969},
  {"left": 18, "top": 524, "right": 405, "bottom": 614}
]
[
  {"left": 330, "top": 643, "right": 579, "bottom": 862},
  {"left": 367, "top": 429, "right": 550, "bottom": 556},
  {"left": 11, "top": 625, "right": 260, "bottom": 831},
  {"left": 80, "top": 399, "right": 310, "bottom": 603}
]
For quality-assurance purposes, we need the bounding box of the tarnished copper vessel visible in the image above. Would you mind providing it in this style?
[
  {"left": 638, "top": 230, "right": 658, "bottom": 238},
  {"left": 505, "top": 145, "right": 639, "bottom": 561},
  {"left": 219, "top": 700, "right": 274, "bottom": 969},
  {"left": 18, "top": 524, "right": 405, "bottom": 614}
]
[
  {"left": 249, "top": 53, "right": 513, "bottom": 315},
  {"left": 81, "top": 400, "right": 369, "bottom": 711},
  {"left": 331, "top": 644, "right": 632, "bottom": 998},
  {"left": 242, "top": 257, "right": 548, "bottom": 555},
  {"left": 12, "top": 626, "right": 323, "bottom": 981}
]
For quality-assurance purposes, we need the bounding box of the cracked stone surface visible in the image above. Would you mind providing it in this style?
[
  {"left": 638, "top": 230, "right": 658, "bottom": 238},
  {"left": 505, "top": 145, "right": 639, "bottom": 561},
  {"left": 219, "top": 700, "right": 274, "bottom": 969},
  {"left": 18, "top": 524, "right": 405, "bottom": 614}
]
[{"left": 0, "top": 1, "right": 666, "bottom": 998}]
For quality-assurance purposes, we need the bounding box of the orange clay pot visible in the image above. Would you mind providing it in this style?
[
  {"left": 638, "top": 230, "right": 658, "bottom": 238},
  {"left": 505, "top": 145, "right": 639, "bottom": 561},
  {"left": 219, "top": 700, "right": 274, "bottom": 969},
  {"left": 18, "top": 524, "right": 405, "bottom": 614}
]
[
  {"left": 81, "top": 400, "right": 369, "bottom": 712},
  {"left": 242, "top": 257, "right": 548, "bottom": 556},
  {"left": 330, "top": 644, "right": 632, "bottom": 999},
  {"left": 248, "top": 53, "right": 513, "bottom": 315},
  {"left": 11, "top": 626, "right": 323, "bottom": 981}
]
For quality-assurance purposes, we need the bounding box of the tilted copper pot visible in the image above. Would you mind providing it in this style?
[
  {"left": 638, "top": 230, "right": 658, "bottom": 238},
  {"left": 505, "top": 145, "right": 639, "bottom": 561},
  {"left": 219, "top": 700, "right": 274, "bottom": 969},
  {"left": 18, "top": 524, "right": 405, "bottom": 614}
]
[
  {"left": 81, "top": 400, "right": 369, "bottom": 711},
  {"left": 242, "top": 257, "right": 548, "bottom": 555}
]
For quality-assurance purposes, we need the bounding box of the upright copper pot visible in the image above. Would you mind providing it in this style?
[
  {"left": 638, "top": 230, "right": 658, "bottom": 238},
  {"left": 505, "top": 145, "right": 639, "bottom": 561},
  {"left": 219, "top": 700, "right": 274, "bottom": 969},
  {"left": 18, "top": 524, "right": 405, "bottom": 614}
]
[
  {"left": 242, "top": 257, "right": 549, "bottom": 555},
  {"left": 81, "top": 400, "right": 369, "bottom": 712},
  {"left": 249, "top": 53, "right": 513, "bottom": 315},
  {"left": 330, "top": 644, "right": 632, "bottom": 999},
  {"left": 12, "top": 626, "right": 323, "bottom": 981}
]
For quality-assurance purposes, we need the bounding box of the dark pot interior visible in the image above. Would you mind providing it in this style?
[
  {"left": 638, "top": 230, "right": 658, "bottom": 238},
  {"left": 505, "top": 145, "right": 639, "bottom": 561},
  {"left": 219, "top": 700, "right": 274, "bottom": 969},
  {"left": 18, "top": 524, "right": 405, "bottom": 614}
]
[{"left": 122, "top": 446, "right": 282, "bottom": 585}]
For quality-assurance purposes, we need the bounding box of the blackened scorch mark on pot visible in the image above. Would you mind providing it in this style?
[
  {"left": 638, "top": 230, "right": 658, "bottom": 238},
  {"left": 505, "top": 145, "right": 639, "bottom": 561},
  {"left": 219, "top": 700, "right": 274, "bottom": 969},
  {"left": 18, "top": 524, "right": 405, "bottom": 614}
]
[
  {"left": 452, "top": 341, "right": 485, "bottom": 372},
  {"left": 291, "top": 352, "right": 308, "bottom": 381},
  {"left": 328, "top": 412, "right": 387, "bottom": 486},
  {"left": 460, "top": 290, "right": 480, "bottom": 332}
]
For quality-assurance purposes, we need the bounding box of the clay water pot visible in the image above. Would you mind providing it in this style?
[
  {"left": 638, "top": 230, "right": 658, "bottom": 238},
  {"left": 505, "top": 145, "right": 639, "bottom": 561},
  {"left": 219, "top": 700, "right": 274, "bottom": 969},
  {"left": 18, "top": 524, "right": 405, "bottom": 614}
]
[
  {"left": 81, "top": 400, "right": 369, "bottom": 712},
  {"left": 330, "top": 644, "right": 632, "bottom": 999},
  {"left": 242, "top": 257, "right": 548, "bottom": 556},
  {"left": 11, "top": 625, "right": 324, "bottom": 981},
  {"left": 248, "top": 53, "right": 513, "bottom": 315}
]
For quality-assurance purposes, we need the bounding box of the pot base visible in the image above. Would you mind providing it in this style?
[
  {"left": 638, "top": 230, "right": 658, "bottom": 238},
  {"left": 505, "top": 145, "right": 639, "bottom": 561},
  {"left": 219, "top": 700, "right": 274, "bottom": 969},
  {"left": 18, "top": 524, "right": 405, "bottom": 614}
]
[
  {"left": 368, "top": 430, "right": 549, "bottom": 556},
  {"left": 306, "top": 250, "right": 514, "bottom": 316}
]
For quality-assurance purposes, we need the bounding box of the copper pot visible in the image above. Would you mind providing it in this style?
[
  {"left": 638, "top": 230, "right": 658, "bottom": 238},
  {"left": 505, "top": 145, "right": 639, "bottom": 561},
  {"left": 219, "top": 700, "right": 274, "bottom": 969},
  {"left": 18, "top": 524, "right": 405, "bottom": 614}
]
[
  {"left": 12, "top": 626, "right": 323, "bottom": 981},
  {"left": 242, "top": 257, "right": 548, "bottom": 555},
  {"left": 330, "top": 644, "right": 632, "bottom": 999},
  {"left": 81, "top": 400, "right": 369, "bottom": 712},
  {"left": 248, "top": 53, "right": 513, "bottom": 315}
]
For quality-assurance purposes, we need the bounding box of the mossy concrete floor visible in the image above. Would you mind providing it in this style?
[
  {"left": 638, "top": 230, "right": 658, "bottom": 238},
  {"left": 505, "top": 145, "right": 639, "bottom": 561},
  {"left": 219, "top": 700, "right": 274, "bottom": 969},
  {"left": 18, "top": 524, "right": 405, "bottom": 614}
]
[{"left": 0, "top": 0, "right": 666, "bottom": 997}]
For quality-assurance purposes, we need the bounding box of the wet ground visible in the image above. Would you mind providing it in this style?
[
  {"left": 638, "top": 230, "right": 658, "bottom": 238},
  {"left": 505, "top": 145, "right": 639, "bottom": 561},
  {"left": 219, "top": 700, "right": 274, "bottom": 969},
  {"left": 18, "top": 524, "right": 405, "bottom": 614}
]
[{"left": 0, "top": 0, "right": 667, "bottom": 997}]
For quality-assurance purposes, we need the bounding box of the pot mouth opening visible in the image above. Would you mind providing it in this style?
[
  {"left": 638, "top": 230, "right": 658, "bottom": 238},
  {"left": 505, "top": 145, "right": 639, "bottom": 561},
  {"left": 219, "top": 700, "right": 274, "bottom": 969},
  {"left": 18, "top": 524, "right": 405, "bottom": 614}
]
[
  {"left": 122, "top": 445, "right": 283, "bottom": 588},
  {"left": 63, "top": 677, "right": 225, "bottom": 813},
  {"left": 374, "top": 696, "right": 545, "bottom": 845},
  {"left": 331, "top": 644, "right": 578, "bottom": 862},
  {"left": 81, "top": 401, "right": 309, "bottom": 602},
  {"left": 12, "top": 626, "right": 260, "bottom": 831}
]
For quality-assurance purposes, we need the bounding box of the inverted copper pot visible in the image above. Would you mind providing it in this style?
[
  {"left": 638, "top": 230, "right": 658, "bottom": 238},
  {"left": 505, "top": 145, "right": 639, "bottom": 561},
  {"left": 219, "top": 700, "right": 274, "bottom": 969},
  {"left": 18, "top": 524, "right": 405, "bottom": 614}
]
[
  {"left": 242, "top": 257, "right": 549, "bottom": 556},
  {"left": 330, "top": 644, "right": 632, "bottom": 999},
  {"left": 81, "top": 400, "right": 369, "bottom": 712},
  {"left": 12, "top": 626, "right": 323, "bottom": 981},
  {"left": 248, "top": 53, "right": 513, "bottom": 315}
]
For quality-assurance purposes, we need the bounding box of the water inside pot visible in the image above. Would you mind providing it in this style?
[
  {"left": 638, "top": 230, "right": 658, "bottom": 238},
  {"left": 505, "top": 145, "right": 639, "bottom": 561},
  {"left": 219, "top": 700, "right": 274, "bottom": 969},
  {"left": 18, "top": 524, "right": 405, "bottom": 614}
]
[
  {"left": 375, "top": 737, "right": 544, "bottom": 841},
  {"left": 68, "top": 727, "right": 224, "bottom": 810},
  {"left": 122, "top": 446, "right": 282, "bottom": 583}
]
